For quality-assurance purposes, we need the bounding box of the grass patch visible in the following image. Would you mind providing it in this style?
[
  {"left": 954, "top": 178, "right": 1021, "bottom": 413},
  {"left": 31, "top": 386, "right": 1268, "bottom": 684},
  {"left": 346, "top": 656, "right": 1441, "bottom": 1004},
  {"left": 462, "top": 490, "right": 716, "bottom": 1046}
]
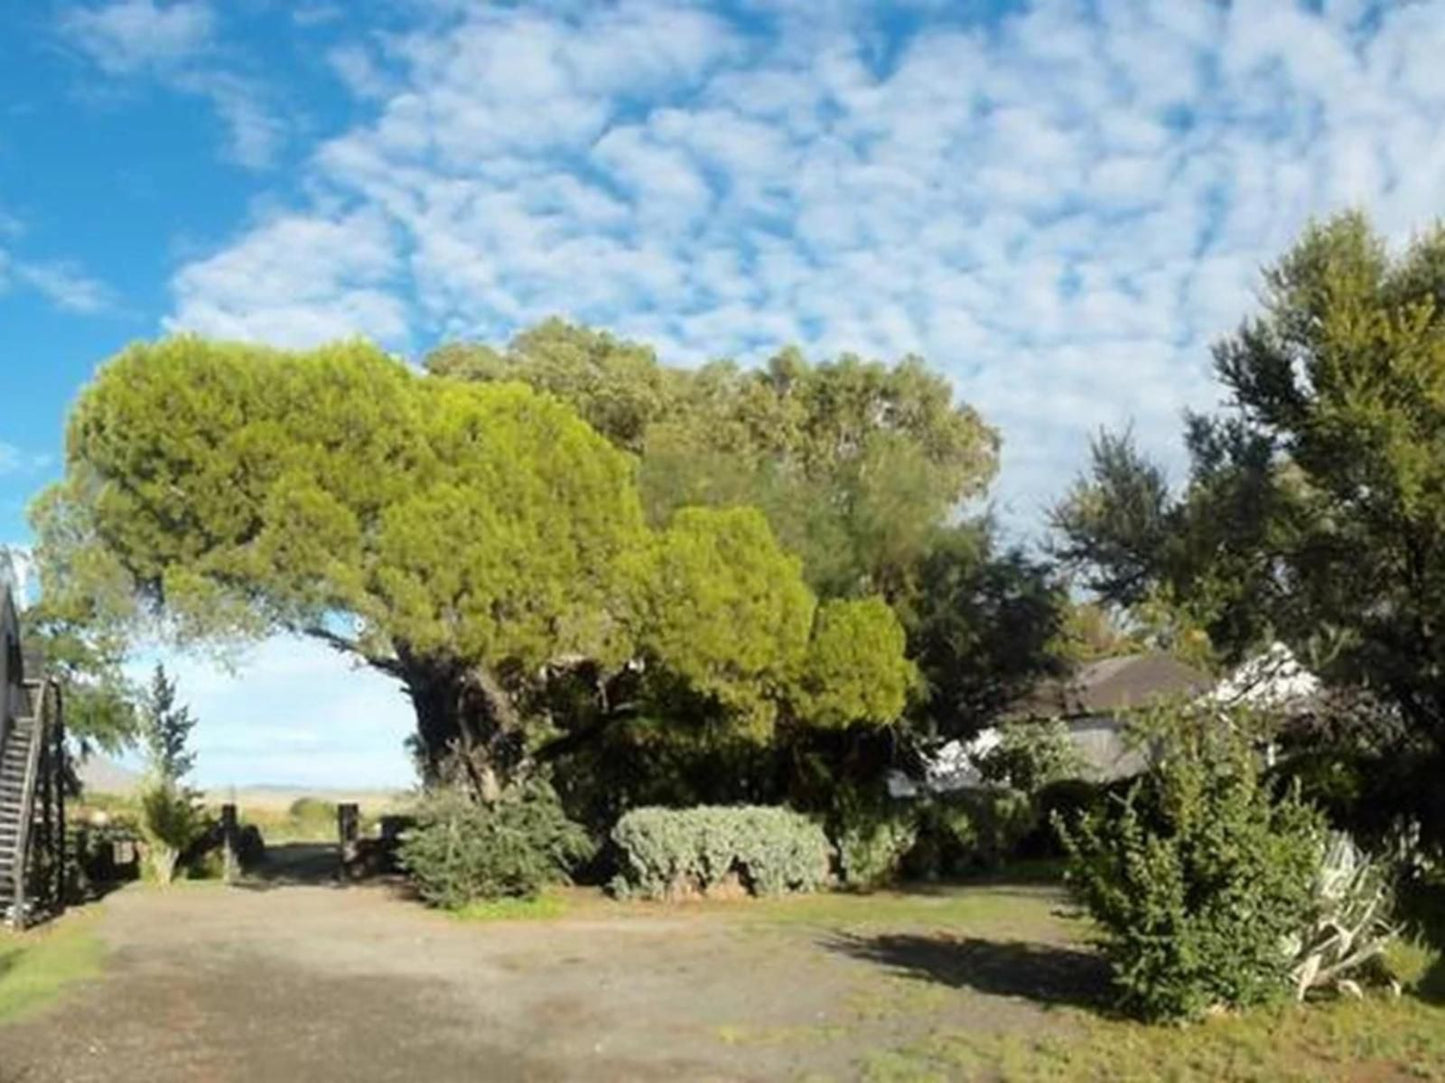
[
  {"left": 449, "top": 892, "right": 570, "bottom": 922},
  {"left": 861, "top": 952, "right": 1445, "bottom": 1083},
  {"left": 739, "top": 882, "right": 1072, "bottom": 939},
  {"left": 0, "top": 913, "right": 105, "bottom": 1024}
]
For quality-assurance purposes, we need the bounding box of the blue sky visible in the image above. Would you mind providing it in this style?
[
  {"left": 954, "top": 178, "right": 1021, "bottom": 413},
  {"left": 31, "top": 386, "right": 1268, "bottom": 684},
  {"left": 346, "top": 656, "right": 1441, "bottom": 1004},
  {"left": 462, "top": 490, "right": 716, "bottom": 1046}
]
[{"left": 2, "top": 0, "right": 1444, "bottom": 788}]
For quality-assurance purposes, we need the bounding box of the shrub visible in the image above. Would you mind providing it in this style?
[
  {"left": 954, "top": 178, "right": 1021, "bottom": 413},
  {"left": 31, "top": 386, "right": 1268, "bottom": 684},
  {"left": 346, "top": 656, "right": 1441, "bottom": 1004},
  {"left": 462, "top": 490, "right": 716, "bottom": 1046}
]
[
  {"left": 1287, "top": 832, "right": 1399, "bottom": 1000},
  {"left": 834, "top": 794, "right": 918, "bottom": 889},
  {"left": 135, "top": 664, "right": 206, "bottom": 886},
  {"left": 610, "top": 806, "right": 831, "bottom": 900},
  {"left": 137, "top": 781, "right": 207, "bottom": 886},
  {"left": 908, "top": 788, "right": 1037, "bottom": 875},
  {"left": 287, "top": 797, "right": 339, "bottom": 834},
  {"left": 1021, "top": 778, "right": 1101, "bottom": 858},
  {"left": 399, "top": 780, "right": 593, "bottom": 909},
  {"left": 975, "top": 719, "right": 1087, "bottom": 792},
  {"left": 1058, "top": 712, "right": 1326, "bottom": 1021}
]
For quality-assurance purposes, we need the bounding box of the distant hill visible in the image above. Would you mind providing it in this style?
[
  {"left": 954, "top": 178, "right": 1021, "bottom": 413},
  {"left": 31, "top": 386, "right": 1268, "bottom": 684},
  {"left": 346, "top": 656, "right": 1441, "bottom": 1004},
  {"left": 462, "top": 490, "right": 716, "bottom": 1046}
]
[
  {"left": 74, "top": 754, "right": 407, "bottom": 810},
  {"left": 199, "top": 785, "right": 409, "bottom": 811},
  {"left": 76, "top": 754, "right": 142, "bottom": 796}
]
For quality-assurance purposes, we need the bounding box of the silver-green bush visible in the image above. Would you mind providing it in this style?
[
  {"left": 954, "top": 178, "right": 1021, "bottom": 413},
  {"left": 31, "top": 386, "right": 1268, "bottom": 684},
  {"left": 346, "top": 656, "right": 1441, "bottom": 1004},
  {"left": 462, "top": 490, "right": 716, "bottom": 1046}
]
[
  {"left": 610, "top": 806, "right": 832, "bottom": 900},
  {"left": 1287, "top": 832, "right": 1399, "bottom": 1000}
]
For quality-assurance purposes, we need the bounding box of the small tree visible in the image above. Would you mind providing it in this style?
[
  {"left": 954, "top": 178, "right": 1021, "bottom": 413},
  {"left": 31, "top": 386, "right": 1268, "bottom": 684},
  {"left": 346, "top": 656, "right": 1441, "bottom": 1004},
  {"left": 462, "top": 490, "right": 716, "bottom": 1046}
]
[
  {"left": 137, "top": 664, "right": 204, "bottom": 885},
  {"left": 1058, "top": 709, "right": 1325, "bottom": 1021}
]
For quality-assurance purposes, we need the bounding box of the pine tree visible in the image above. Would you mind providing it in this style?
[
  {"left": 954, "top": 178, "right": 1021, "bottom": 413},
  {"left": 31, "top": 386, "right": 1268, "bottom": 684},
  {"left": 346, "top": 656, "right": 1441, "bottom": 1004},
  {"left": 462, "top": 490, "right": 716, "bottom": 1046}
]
[{"left": 143, "top": 664, "right": 195, "bottom": 783}]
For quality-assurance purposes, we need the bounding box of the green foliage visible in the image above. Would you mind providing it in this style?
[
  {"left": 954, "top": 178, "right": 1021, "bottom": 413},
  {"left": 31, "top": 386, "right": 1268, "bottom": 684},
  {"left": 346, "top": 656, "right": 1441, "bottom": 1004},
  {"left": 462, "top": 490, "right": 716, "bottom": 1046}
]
[
  {"left": 13, "top": 524, "right": 141, "bottom": 756},
  {"left": 426, "top": 318, "right": 670, "bottom": 453},
  {"left": 40, "top": 336, "right": 914, "bottom": 791},
  {"left": 428, "top": 323, "right": 998, "bottom": 600},
  {"left": 141, "top": 664, "right": 194, "bottom": 781},
  {"left": 39, "top": 339, "right": 648, "bottom": 756},
  {"left": 1058, "top": 712, "right": 1326, "bottom": 1021},
  {"left": 832, "top": 790, "right": 919, "bottom": 889},
  {"left": 649, "top": 350, "right": 997, "bottom": 601},
  {"left": 1052, "top": 213, "right": 1445, "bottom": 846},
  {"left": 795, "top": 597, "right": 917, "bottom": 730},
  {"left": 902, "top": 527, "right": 1067, "bottom": 737},
  {"left": 399, "top": 781, "right": 593, "bottom": 908},
  {"left": 912, "top": 789, "right": 1038, "bottom": 874},
  {"left": 137, "top": 781, "right": 206, "bottom": 886},
  {"left": 975, "top": 720, "right": 1087, "bottom": 794},
  {"left": 283, "top": 797, "right": 339, "bottom": 839},
  {"left": 134, "top": 663, "right": 204, "bottom": 885},
  {"left": 1052, "top": 600, "right": 1142, "bottom": 665},
  {"left": 642, "top": 507, "right": 814, "bottom": 736},
  {"left": 1051, "top": 430, "right": 1174, "bottom": 609},
  {"left": 610, "top": 806, "right": 832, "bottom": 900}
]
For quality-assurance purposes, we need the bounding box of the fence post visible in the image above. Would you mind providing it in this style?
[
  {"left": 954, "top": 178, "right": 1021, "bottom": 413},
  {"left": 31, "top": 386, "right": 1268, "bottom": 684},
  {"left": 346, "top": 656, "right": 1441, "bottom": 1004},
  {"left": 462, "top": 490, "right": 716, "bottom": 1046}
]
[
  {"left": 337, "top": 803, "right": 360, "bottom": 879},
  {"left": 220, "top": 803, "right": 240, "bottom": 884}
]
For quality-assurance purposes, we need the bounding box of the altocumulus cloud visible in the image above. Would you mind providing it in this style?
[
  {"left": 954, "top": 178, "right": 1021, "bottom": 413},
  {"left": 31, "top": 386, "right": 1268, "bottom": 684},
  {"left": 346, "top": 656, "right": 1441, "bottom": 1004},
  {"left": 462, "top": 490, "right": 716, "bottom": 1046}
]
[
  {"left": 60, "top": 0, "right": 284, "bottom": 169},
  {"left": 166, "top": 0, "right": 1445, "bottom": 530}
]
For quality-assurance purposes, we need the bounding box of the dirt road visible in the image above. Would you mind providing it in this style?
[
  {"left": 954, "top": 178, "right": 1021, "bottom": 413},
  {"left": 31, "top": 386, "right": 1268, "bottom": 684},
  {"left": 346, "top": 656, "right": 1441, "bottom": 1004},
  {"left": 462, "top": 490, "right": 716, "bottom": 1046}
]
[{"left": 0, "top": 856, "right": 1083, "bottom": 1082}]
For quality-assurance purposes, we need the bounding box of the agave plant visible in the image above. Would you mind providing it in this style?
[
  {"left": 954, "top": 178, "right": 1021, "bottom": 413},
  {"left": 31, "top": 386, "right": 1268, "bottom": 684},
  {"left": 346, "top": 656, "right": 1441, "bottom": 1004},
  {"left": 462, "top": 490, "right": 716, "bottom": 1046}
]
[{"left": 1284, "top": 832, "right": 1399, "bottom": 1000}]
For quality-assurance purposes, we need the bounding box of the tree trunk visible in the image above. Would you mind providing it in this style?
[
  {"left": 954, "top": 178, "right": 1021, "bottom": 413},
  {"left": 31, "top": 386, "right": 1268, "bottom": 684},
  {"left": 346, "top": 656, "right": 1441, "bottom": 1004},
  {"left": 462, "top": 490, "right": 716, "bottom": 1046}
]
[
  {"left": 396, "top": 649, "right": 528, "bottom": 798},
  {"left": 393, "top": 646, "right": 644, "bottom": 799}
]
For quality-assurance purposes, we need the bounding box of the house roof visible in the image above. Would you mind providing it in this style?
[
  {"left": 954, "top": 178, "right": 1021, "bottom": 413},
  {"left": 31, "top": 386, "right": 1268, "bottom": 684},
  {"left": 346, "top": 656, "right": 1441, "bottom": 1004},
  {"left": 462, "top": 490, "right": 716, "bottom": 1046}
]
[
  {"left": 1206, "top": 641, "right": 1321, "bottom": 711},
  {"left": 1008, "top": 653, "right": 1212, "bottom": 720}
]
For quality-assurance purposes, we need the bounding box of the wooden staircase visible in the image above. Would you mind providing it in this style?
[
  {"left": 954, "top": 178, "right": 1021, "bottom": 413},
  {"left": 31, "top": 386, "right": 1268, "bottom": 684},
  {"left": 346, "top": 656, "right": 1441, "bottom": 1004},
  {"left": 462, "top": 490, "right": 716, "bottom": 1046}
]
[
  {"left": 0, "top": 706, "right": 39, "bottom": 918},
  {"left": 0, "top": 681, "right": 66, "bottom": 930},
  {"left": 1, "top": 576, "right": 66, "bottom": 930}
]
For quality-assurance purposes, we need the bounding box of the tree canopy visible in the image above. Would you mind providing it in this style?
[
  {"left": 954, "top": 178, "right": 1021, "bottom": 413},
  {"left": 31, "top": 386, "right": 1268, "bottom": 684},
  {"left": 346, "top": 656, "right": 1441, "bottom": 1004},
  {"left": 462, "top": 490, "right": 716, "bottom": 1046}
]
[
  {"left": 1052, "top": 211, "right": 1445, "bottom": 845},
  {"left": 35, "top": 336, "right": 916, "bottom": 792},
  {"left": 426, "top": 320, "right": 999, "bottom": 600}
]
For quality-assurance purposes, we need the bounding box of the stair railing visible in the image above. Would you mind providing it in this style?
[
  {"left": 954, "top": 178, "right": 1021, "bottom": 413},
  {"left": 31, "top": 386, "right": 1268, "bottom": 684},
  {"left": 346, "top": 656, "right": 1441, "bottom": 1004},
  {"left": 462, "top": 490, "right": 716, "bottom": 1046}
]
[{"left": 9, "top": 681, "right": 46, "bottom": 928}]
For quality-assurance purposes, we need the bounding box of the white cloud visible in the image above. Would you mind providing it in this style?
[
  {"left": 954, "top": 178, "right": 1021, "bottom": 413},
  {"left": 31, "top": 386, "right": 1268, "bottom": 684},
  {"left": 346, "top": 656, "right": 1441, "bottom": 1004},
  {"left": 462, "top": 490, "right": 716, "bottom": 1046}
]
[
  {"left": 166, "top": 210, "right": 405, "bottom": 346},
  {"left": 165, "top": 0, "right": 1445, "bottom": 534},
  {"left": 176, "top": 71, "right": 286, "bottom": 170},
  {"left": 0, "top": 241, "right": 117, "bottom": 315},
  {"left": 14, "top": 259, "right": 116, "bottom": 314},
  {"left": 59, "top": 0, "right": 214, "bottom": 75},
  {"left": 58, "top": 0, "right": 283, "bottom": 169}
]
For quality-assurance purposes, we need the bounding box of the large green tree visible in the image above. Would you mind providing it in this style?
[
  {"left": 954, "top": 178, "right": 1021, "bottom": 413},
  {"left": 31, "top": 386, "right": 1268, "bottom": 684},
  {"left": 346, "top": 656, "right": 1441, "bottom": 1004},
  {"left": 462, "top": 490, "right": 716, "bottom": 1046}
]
[
  {"left": 35, "top": 337, "right": 914, "bottom": 795},
  {"left": 426, "top": 321, "right": 999, "bottom": 600},
  {"left": 1053, "top": 211, "right": 1445, "bottom": 843}
]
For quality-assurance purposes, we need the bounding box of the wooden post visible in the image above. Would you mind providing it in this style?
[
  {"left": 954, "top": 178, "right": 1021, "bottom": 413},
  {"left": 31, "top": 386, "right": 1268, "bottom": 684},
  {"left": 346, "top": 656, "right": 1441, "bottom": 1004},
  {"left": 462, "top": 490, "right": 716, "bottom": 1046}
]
[
  {"left": 337, "top": 803, "right": 360, "bottom": 879},
  {"left": 220, "top": 803, "right": 240, "bottom": 884}
]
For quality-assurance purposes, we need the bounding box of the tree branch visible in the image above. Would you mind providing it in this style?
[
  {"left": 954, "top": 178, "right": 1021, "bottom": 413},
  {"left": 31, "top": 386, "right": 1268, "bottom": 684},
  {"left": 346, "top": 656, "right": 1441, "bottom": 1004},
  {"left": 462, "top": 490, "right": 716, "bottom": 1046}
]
[
  {"left": 302, "top": 624, "right": 405, "bottom": 678},
  {"left": 532, "top": 702, "right": 642, "bottom": 764}
]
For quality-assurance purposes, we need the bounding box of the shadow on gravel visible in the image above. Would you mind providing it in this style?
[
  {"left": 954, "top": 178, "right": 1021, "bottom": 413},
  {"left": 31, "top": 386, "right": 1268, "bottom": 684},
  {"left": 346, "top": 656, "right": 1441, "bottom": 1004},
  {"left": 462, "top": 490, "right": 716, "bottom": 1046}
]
[
  {"left": 825, "top": 932, "right": 1110, "bottom": 1011},
  {"left": 234, "top": 843, "right": 344, "bottom": 890}
]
